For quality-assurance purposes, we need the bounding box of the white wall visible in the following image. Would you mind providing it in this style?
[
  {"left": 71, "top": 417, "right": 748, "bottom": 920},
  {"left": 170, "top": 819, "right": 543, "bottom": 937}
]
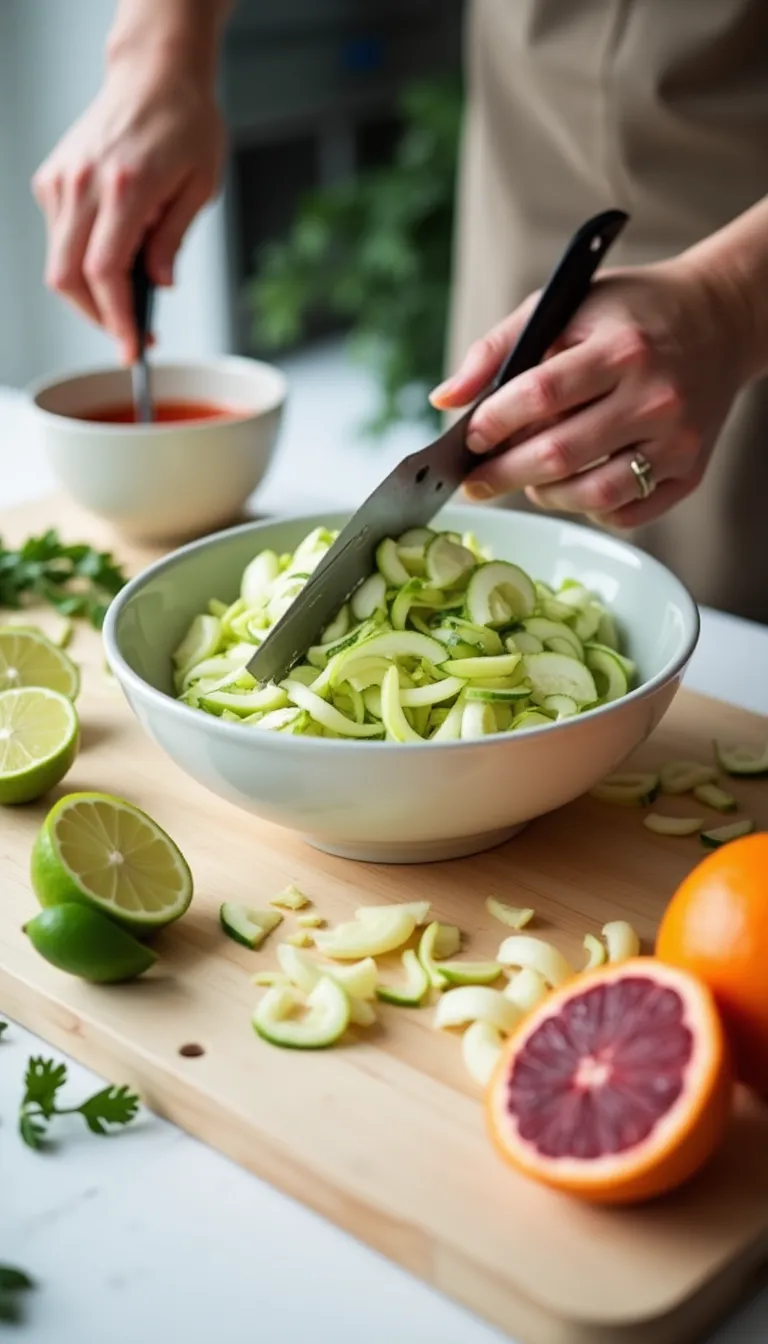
[{"left": 0, "top": 0, "right": 230, "bottom": 392}]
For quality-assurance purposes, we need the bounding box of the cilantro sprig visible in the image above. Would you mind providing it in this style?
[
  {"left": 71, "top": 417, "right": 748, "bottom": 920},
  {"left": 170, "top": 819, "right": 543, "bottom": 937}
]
[
  {"left": 0, "top": 1266, "right": 34, "bottom": 1324},
  {"left": 19, "top": 1056, "right": 140, "bottom": 1150},
  {"left": 0, "top": 529, "right": 127, "bottom": 629}
]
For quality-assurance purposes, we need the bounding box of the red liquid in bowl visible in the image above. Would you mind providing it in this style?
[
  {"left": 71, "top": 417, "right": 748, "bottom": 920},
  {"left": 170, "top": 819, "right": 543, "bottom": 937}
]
[{"left": 75, "top": 400, "right": 240, "bottom": 424}]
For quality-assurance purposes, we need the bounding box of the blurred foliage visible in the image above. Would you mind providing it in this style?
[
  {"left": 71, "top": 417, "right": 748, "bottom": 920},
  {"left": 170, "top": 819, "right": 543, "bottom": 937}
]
[{"left": 250, "top": 79, "right": 463, "bottom": 436}]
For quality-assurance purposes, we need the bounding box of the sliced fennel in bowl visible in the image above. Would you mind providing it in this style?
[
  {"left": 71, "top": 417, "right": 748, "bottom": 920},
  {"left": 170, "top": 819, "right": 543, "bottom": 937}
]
[{"left": 172, "top": 524, "right": 635, "bottom": 743}]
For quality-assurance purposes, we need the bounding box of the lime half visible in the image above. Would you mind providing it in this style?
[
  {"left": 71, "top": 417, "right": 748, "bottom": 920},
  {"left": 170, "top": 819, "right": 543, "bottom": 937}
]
[
  {"left": 0, "top": 687, "right": 79, "bottom": 805},
  {"left": 25, "top": 903, "right": 156, "bottom": 982},
  {"left": 0, "top": 627, "right": 80, "bottom": 698},
  {"left": 31, "top": 792, "right": 193, "bottom": 935}
]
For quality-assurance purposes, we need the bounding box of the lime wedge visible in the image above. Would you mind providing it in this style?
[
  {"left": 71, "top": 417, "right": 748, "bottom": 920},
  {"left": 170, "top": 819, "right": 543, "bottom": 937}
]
[
  {"left": 31, "top": 792, "right": 193, "bottom": 934},
  {"left": 25, "top": 903, "right": 156, "bottom": 982},
  {"left": 0, "top": 687, "right": 79, "bottom": 805},
  {"left": 0, "top": 627, "right": 80, "bottom": 698}
]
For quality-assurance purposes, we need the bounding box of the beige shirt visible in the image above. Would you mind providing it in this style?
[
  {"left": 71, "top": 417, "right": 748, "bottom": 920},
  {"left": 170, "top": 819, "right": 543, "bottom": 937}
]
[{"left": 448, "top": 0, "right": 768, "bottom": 621}]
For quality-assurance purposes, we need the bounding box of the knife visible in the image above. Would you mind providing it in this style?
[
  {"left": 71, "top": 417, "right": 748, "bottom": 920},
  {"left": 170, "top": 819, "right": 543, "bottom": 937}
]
[
  {"left": 246, "top": 207, "right": 629, "bottom": 685},
  {"left": 131, "top": 243, "right": 155, "bottom": 424}
]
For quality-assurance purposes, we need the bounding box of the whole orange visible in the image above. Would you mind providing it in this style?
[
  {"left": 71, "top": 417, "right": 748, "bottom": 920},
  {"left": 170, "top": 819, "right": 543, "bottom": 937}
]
[{"left": 656, "top": 833, "right": 768, "bottom": 1094}]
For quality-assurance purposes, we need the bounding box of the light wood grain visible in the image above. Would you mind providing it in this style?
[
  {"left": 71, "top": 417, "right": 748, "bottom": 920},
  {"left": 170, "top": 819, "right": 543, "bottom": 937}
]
[{"left": 2, "top": 495, "right": 768, "bottom": 1344}]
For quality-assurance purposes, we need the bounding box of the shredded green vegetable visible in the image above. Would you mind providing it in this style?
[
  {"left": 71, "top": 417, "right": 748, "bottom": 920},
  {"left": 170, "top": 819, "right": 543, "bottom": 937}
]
[{"left": 172, "top": 526, "right": 634, "bottom": 741}]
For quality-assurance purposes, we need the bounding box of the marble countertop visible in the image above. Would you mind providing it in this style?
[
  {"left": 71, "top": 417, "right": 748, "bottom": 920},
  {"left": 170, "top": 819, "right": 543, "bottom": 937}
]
[{"left": 3, "top": 355, "right": 768, "bottom": 1343}]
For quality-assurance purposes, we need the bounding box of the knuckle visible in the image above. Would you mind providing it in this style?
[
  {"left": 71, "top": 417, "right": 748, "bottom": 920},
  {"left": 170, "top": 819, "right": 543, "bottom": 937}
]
[
  {"left": 34, "top": 168, "right": 61, "bottom": 203},
  {"left": 526, "top": 366, "right": 560, "bottom": 420},
  {"left": 584, "top": 472, "right": 621, "bottom": 513},
  {"left": 539, "top": 433, "right": 573, "bottom": 480},
  {"left": 45, "top": 265, "right": 70, "bottom": 294},
  {"left": 71, "top": 161, "right": 94, "bottom": 199},
  {"left": 641, "top": 379, "right": 683, "bottom": 421},
  {"left": 103, "top": 161, "right": 139, "bottom": 198},
  {"left": 83, "top": 251, "right": 112, "bottom": 286},
  {"left": 610, "top": 325, "right": 650, "bottom": 372},
  {"left": 472, "top": 402, "right": 508, "bottom": 448}
]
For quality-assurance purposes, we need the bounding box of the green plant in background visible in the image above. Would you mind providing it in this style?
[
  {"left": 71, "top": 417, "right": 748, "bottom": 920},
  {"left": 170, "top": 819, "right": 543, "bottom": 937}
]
[{"left": 251, "top": 79, "right": 463, "bottom": 436}]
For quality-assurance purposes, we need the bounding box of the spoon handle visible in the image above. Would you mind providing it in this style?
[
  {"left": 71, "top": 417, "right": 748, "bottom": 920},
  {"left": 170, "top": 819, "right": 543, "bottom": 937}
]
[{"left": 131, "top": 243, "right": 155, "bottom": 424}]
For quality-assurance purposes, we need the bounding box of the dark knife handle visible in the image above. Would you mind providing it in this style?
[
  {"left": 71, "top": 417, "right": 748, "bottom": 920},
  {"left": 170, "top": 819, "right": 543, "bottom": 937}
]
[
  {"left": 470, "top": 208, "right": 628, "bottom": 457},
  {"left": 131, "top": 242, "right": 155, "bottom": 355}
]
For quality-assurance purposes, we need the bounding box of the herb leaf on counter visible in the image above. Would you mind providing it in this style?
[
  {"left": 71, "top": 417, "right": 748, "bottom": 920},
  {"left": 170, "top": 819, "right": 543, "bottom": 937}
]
[
  {"left": 0, "top": 529, "right": 127, "bottom": 629},
  {"left": 0, "top": 1266, "right": 34, "bottom": 1324},
  {"left": 19, "top": 1055, "right": 140, "bottom": 1149}
]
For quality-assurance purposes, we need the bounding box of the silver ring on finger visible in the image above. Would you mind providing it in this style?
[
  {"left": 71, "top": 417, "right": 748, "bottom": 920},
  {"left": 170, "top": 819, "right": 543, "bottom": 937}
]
[{"left": 629, "top": 451, "right": 656, "bottom": 500}]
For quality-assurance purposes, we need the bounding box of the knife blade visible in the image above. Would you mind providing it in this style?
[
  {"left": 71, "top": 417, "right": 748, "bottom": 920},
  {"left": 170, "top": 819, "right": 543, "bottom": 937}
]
[{"left": 246, "top": 207, "right": 629, "bottom": 685}]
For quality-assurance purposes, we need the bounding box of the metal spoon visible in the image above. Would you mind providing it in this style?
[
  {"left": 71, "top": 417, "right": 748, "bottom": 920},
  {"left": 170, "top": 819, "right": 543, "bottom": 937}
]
[{"left": 130, "top": 243, "right": 156, "bottom": 424}]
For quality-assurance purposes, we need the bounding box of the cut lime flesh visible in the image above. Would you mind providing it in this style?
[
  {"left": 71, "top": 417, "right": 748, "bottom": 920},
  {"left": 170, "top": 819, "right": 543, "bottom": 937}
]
[
  {"left": 0, "top": 627, "right": 80, "bottom": 699},
  {"left": 0, "top": 686, "right": 79, "bottom": 805},
  {"left": 31, "top": 792, "right": 193, "bottom": 935}
]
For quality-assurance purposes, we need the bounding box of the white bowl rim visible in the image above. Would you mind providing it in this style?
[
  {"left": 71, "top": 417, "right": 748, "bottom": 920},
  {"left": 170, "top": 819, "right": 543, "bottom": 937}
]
[
  {"left": 103, "top": 507, "right": 700, "bottom": 754},
  {"left": 25, "top": 355, "right": 288, "bottom": 434}
]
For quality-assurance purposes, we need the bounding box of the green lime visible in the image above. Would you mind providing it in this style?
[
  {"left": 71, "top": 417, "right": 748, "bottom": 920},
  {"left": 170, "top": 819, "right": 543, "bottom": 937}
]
[
  {"left": 0, "top": 687, "right": 79, "bottom": 805},
  {"left": 31, "top": 791, "right": 193, "bottom": 935},
  {"left": 24, "top": 903, "right": 156, "bottom": 982},
  {"left": 0, "top": 627, "right": 80, "bottom": 698}
]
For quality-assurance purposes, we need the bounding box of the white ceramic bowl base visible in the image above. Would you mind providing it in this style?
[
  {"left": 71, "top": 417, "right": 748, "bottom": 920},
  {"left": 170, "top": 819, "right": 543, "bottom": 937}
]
[
  {"left": 104, "top": 507, "right": 699, "bottom": 864},
  {"left": 28, "top": 358, "right": 287, "bottom": 545}
]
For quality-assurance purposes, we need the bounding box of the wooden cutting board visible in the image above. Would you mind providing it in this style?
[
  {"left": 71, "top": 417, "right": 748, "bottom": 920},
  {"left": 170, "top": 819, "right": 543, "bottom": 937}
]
[{"left": 2, "top": 495, "right": 768, "bottom": 1344}]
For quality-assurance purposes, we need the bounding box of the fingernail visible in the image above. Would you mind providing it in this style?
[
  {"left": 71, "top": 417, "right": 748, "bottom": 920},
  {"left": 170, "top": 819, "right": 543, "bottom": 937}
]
[
  {"left": 464, "top": 480, "right": 494, "bottom": 501},
  {"left": 466, "top": 430, "right": 487, "bottom": 454},
  {"left": 429, "top": 377, "right": 456, "bottom": 406}
]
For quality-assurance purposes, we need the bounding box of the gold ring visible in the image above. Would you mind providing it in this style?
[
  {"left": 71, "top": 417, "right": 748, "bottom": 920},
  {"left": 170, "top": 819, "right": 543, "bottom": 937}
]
[{"left": 629, "top": 452, "right": 655, "bottom": 500}]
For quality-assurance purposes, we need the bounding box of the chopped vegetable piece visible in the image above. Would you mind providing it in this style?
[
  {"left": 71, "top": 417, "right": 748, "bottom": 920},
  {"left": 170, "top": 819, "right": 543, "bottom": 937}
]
[
  {"left": 252, "top": 976, "right": 350, "bottom": 1049},
  {"left": 644, "top": 814, "right": 703, "bottom": 837},
  {"left": 356, "top": 901, "right": 431, "bottom": 926},
  {"left": 692, "top": 783, "right": 737, "bottom": 812},
  {"left": 348, "top": 999, "right": 377, "bottom": 1027},
  {"left": 313, "top": 908, "right": 416, "bottom": 959},
  {"left": 659, "top": 760, "right": 717, "bottom": 795},
  {"left": 583, "top": 933, "right": 607, "bottom": 969},
  {"left": 270, "top": 884, "right": 310, "bottom": 911},
  {"left": 437, "top": 960, "right": 502, "bottom": 987},
  {"left": 286, "top": 931, "right": 314, "bottom": 947},
  {"left": 486, "top": 898, "right": 535, "bottom": 930},
  {"left": 503, "top": 968, "right": 550, "bottom": 1012},
  {"left": 418, "top": 921, "right": 462, "bottom": 989},
  {"left": 462, "top": 1020, "right": 504, "bottom": 1087},
  {"left": 602, "top": 920, "right": 641, "bottom": 962},
  {"left": 434, "top": 986, "right": 521, "bottom": 1033},
  {"left": 590, "top": 772, "right": 659, "bottom": 805},
  {"left": 375, "top": 950, "right": 430, "bottom": 1006},
  {"left": 220, "top": 903, "right": 283, "bottom": 949},
  {"left": 713, "top": 742, "right": 768, "bottom": 776},
  {"left": 701, "top": 819, "right": 755, "bottom": 848},
  {"left": 497, "top": 935, "right": 573, "bottom": 987},
  {"left": 297, "top": 914, "right": 325, "bottom": 929}
]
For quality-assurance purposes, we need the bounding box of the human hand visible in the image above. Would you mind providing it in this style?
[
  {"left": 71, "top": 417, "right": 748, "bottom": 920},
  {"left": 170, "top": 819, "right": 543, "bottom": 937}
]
[
  {"left": 32, "top": 57, "right": 225, "bottom": 363},
  {"left": 431, "top": 261, "right": 748, "bottom": 529}
]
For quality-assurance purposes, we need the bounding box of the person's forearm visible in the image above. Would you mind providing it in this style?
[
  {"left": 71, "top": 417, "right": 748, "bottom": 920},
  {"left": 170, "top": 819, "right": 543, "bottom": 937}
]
[
  {"left": 680, "top": 196, "right": 768, "bottom": 382},
  {"left": 106, "top": 0, "right": 234, "bottom": 83}
]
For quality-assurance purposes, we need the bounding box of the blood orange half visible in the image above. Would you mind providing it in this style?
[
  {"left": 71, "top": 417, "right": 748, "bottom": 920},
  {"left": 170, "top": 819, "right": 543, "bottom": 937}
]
[{"left": 487, "top": 958, "right": 732, "bottom": 1205}]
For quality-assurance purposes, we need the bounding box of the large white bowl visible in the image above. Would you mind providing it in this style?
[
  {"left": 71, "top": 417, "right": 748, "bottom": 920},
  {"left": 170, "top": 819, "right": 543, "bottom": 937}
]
[
  {"left": 103, "top": 507, "right": 699, "bottom": 863},
  {"left": 27, "top": 357, "right": 287, "bottom": 544}
]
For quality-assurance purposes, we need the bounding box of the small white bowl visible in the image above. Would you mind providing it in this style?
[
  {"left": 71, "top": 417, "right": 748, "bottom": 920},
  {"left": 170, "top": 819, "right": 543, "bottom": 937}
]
[
  {"left": 27, "top": 357, "right": 287, "bottom": 544},
  {"left": 103, "top": 506, "right": 700, "bottom": 864}
]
